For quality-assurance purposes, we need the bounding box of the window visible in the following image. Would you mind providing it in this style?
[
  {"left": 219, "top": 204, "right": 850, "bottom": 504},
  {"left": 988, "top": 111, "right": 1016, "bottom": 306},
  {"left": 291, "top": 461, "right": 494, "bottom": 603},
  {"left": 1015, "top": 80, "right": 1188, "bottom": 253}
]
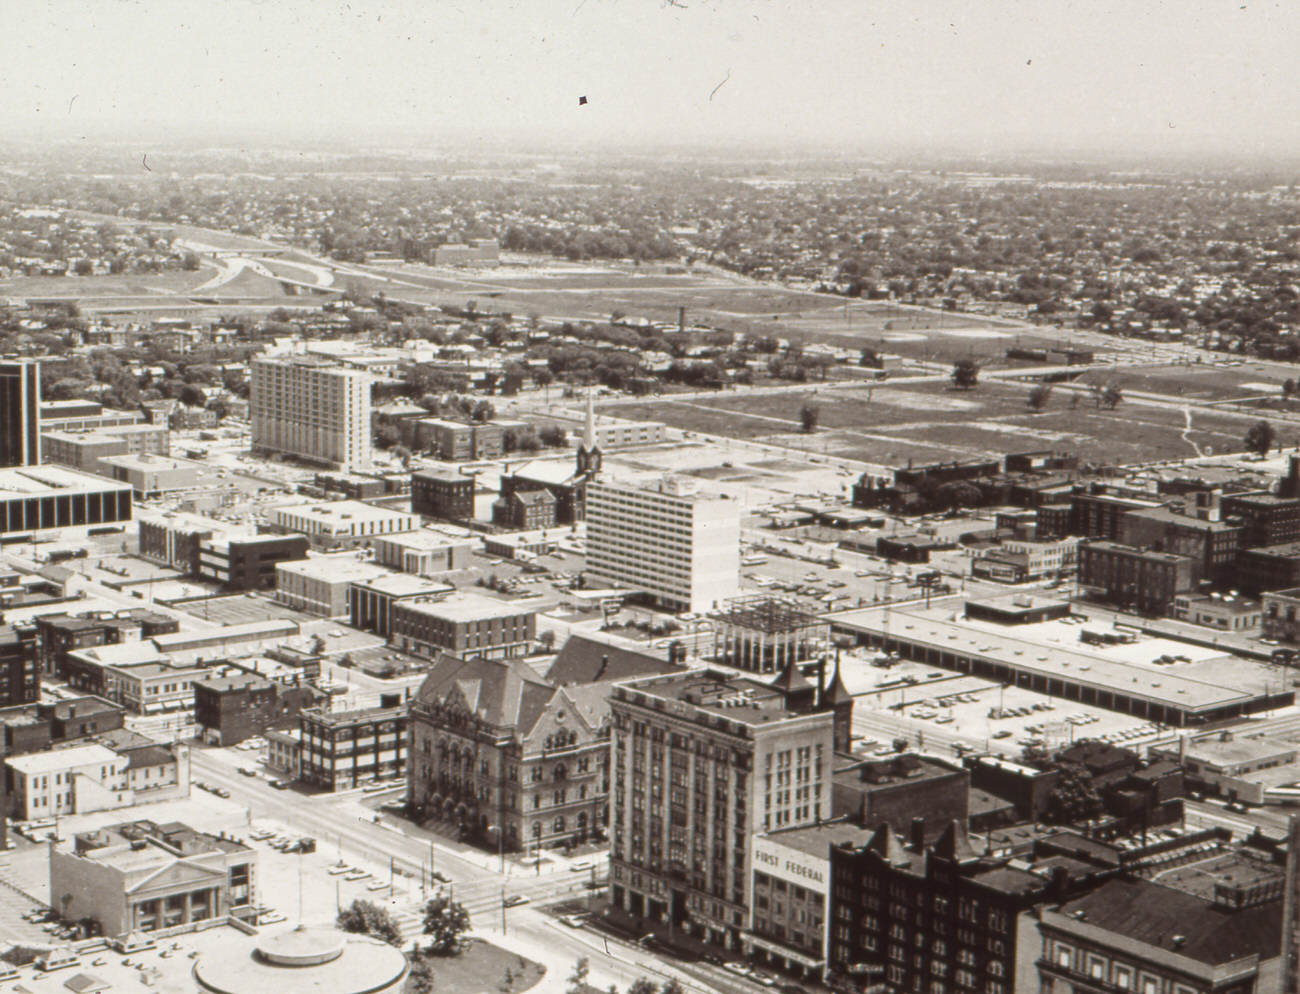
[
  {"left": 1087, "top": 956, "right": 1106, "bottom": 980},
  {"left": 1054, "top": 945, "right": 1073, "bottom": 968},
  {"left": 1113, "top": 965, "right": 1133, "bottom": 990},
  {"left": 1140, "top": 977, "right": 1158, "bottom": 994}
]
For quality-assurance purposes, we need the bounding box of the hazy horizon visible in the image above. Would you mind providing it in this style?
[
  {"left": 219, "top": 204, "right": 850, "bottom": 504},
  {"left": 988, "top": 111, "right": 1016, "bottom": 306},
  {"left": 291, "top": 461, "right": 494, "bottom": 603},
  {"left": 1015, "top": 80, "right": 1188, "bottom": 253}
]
[{"left": 3, "top": 0, "right": 1298, "bottom": 161}]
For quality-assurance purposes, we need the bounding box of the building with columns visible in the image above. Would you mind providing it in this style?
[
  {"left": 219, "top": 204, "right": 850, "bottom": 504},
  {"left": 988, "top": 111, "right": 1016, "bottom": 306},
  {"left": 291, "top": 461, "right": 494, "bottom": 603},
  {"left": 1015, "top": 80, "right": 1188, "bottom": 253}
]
[
  {"left": 50, "top": 819, "right": 256, "bottom": 936},
  {"left": 710, "top": 595, "right": 829, "bottom": 675}
]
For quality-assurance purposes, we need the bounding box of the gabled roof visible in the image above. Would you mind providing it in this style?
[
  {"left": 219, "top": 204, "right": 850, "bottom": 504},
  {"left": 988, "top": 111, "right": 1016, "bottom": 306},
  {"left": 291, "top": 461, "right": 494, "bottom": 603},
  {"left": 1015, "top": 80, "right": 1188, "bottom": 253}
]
[
  {"left": 414, "top": 653, "right": 555, "bottom": 731},
  {"left": 544, "top": 633, "right": 680, "bottom": 686},
  {"left": 865, "top": 823, "right": 913, "bottom": 867}
]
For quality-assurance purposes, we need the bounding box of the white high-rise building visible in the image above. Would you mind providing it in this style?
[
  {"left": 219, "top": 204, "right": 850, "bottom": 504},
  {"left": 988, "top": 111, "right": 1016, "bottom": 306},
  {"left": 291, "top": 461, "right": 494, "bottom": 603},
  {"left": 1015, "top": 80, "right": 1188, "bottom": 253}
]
[
  {"left": 585, "top": 475, "right": 740, "bottom": 613},
  {"left": 251, "top": 357, "right": 371, "bottom": 471}
]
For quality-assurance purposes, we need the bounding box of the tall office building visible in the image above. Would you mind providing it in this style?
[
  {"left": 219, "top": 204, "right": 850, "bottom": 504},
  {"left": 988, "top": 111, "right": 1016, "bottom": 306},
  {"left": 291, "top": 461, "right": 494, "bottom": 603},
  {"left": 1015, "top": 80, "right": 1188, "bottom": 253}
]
[
  {"left": 608, "top": 668, "right": 837, "bottom": 950},
  {"left": 251, "top": 357, "right": 371, "bottom": 471},
  {"left": 586, "top": 475, "right": 740, "bottom": 614},
  {"left": 1285, "top": 815, "right": 1300, "bottom": 993},
  {"left": 0, "top": 360, "right": 41, "bottom": 467}
]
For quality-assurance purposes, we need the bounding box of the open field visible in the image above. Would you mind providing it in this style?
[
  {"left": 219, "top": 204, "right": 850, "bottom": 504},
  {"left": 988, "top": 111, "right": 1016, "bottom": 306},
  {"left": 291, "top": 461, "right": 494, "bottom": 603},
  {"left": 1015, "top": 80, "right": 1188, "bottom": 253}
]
[
  {"left": 0, "top": 267, "right": 217, "bottom": 298},
  {"left": 608, "top": 378, "right": 1266, "bottom": 466},
  {"left": 1074, "top": 360, "right": 1296, "bottom": 402}
]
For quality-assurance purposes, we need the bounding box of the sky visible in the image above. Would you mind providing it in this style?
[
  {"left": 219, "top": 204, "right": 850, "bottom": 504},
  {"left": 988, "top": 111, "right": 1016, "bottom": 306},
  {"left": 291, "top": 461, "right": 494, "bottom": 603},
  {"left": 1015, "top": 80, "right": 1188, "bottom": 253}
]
[{"left": 2, "top": 0, "right": 1297, "bottom": 156}]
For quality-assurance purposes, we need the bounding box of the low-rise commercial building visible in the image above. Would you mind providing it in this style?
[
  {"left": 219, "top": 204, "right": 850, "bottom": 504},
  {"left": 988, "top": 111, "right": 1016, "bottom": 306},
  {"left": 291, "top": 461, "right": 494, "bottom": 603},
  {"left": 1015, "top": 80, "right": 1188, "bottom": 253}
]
[
  {"left": 0, "top": 465, "right": 132, "bottom": 541},
  {"left": 831, "top": 752, "right": 970, "bottom": 843},
  {"left": 390, "top": 592, "right": 536, "bottom": 659},
  {"left": 1239, "top": 541, "right": 1300, "bottom": 596},
  {"left": 1038, "top": 874, "right": 1281, "bottom": 994},
  {"left": 52, "top": 819, "right": 256, "bottom": 936},
  {"left": 415, "top": 418, "right": 503, "bottom": 462},
  {"left": 275, "top": 555, "right": 388, "bottom": 617},
  {"left": 1263, "top": 587, "right": 1300, "bottom": 642},
  {"left": 1172, "top": 591, "right": 1262, "bottom": 632},
  {"left": 410, "top": 468, "right": 475, "bottom": 521},
  {"left": 1077, "top": 540, "right": 1200, "bottom": 615},
  {"left": 1222, "top": 491, "right": 1300, "bottom": 547},
  {"left": 267, "top": 500, "right": 418, "bottom": 551},
  {"left": 42, "top": 423, "right": 170, "bottom": 474},
  {"left": 100, "top": 453, "right": 200, "bottom": 498},
  {"left": 5, "top": 743, "right": 127, "bottom": 819},
  {"left": 193, "top": 673, "right": 325, "bottom": 747},
  {"left": 299, "top": 704, "right": 407, "bottom": 791},
  {"left": 371, "top": 529, "right": 475, "bottom": 574},
  {"left": 1150, "top": 732, "right": 1299, "bottom": 805},
  {"left": 348, "top": 573, "right": 452, "bottom": 638},
  {"left": 37, "top": 609, "right": 177, "bottom": 678},
  {"left": 197, "top": 532, "right": 310, "bottom": 590}
]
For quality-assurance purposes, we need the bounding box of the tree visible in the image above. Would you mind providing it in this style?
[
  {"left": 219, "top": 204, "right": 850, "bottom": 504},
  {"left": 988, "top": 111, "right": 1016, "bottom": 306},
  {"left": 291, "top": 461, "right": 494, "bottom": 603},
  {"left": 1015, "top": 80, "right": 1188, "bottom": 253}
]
[
  {"left": 567, "top": 958, "right": 591, "bottom": 994},
  {"left": 73, "top": 259, "right": 93, "bottom": 276},
  {"left": 1285, "top": 379, "right": 1296, "bottom": 399},
  {"left": 659, "top": 981, "right": 684, "bottom": 994},
  {"left": 538, "top": 630, "right": 557, "bottom": 651},
  {"left": 934, "top": 480, "right": 982, "bottom": 511},
  {"left": 800, "top": 401, "right": 820, "bottom": 433},
  {"left": 471, "top": 399, "right": 495, "bottom": 424},
  {"left": 422, "top": 894, "right": 471, "bottom": 955},
  {"left": 1044, "top": 763, "right": 1104, "bottom": 825},
  {"left": 1027, "top": 383, "right": 1053, "bottom": 410},
  {"left": 952, "top": 358, "right": 979, "bottom": 390},
  {"left": 626, "top": 981, "right": 658, "bottom": 994},
  {"left": 1246, "top": 419, "right": 1276, "bottom": 456},
  {"left": 409, "top": 956, "right": 436, "bottom": 994},
  {"left": 336, "top": 899, "right": 403, "bottom": 946},
  {"left": 1102, "top": 383, "right": 1123, "bottom": 409},
  {"left": 375, "top": 422, "right": 401, "bottom": 450}
]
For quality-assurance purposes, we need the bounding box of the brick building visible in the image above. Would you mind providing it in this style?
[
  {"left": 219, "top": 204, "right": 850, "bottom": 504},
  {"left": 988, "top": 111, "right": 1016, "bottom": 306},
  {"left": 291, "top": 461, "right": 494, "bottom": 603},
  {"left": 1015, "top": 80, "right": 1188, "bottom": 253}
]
[
  {"left": 390, "top": 593, "right": 536, "bottom": 659},
  {"left": 410, "top": 468, "right": 475, "bottom": 521},
  {"left": 299, "top": 704, "right": 408, "bottom": 791},
  {"left": 1077, "top": 541, "right": 1201, "bottom": 615},
  {"left": 193, "top": 673, "right": 324, "bottom": 747}
]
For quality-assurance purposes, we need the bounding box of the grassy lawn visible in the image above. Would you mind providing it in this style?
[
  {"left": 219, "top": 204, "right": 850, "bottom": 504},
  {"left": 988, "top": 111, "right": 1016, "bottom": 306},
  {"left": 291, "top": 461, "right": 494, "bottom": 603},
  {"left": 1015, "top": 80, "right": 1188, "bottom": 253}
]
[
  {"left": 1074, "top": 362, "right": 1294, "bottom": 402},
  {"left": 407, "top": 938, "right": 544, "bottom": 994},
  {"left": 611, "top": 379, "right": 1265, "bottom": 466}
]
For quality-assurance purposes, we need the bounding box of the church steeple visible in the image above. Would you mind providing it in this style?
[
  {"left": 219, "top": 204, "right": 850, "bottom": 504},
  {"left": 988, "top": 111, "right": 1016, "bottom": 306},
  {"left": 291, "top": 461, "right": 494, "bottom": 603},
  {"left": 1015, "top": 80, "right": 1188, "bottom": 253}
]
[{"left": 576, "top": 388, "right": 602, "bottom": 478}]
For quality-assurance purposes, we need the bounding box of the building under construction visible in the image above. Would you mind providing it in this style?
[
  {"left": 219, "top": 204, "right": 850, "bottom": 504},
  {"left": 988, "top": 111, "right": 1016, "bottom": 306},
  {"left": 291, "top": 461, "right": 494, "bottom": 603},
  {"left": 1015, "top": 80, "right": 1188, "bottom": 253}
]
[{"left": 710, "top": 595, "right": 828, "bottom": 674}]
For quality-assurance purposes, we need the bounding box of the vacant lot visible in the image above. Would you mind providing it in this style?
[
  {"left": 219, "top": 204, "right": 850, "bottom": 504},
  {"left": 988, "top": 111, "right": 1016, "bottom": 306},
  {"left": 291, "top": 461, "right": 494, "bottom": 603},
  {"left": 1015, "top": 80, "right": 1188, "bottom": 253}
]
[
  {"left": 1075, "top": 360, "right": 1295, "bottom": 402},
  {"left": 611, "top": 379, "right": 1264, "bottom": 467}
]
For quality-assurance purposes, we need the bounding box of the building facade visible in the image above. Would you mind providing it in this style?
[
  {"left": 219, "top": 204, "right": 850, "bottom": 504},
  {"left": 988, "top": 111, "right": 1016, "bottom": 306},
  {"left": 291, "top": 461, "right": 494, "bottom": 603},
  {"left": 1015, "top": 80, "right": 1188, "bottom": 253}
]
[
  {"left": 251, "top": 356, "right": 372, "bottom": 471},
  {"left": 0, "top": 360, "right": 41, "bottom": 467},
  {"left": 299, "top": 704, "right": 408, "bottom": 790},
  {"left": 408, "top": 655, "right": 611, "bottom": 852},
  {"left": 51, "top": 820, "right": 256, "bottom": 936},
  {"left": 608, "top": 669, "right": 843, "bottom": 949},
  {"left": 390, "top": 593, "right": 536, "bottom": 659},
  {"left": 586, "top": 476, "right": 741, "bottom": 614},
  {"left": 1077, "top": 540, "right": 1200, "bottom": 615},
  {"left": 411, "top": 469, "right": 475, "bottom": 521}
]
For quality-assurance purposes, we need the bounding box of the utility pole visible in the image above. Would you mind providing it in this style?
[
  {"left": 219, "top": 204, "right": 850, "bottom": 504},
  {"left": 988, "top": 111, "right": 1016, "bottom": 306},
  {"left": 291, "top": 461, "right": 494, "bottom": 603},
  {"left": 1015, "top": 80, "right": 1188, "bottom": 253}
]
[{"left": 501, "top": 885, "right": 508, "bottom": 935}]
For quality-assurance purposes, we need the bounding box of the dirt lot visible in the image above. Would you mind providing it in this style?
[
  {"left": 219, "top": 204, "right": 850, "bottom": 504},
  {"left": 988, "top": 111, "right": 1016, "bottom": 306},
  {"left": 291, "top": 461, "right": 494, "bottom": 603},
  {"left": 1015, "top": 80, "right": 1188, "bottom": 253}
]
[{"left": 609, "top": 378, "right": 1256, "bottom": 466}]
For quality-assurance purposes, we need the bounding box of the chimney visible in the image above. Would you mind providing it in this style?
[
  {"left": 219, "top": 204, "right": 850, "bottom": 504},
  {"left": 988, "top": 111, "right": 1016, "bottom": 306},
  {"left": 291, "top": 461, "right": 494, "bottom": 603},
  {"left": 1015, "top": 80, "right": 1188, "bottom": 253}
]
[
  {"left": 816, "top": 655, "right": 827, "bottom": 707},
  {"left": 595, "top": 654, "right": 609, "bottom": 682},
  {"left": 910, "top": 817, "right": 926, "bottom": 852},
  {"left": 678, "top": 306, "right": 686, "bottom": 335},
  {"left": 1179, "top": 734, "right": 1188, "bottom": 764}
]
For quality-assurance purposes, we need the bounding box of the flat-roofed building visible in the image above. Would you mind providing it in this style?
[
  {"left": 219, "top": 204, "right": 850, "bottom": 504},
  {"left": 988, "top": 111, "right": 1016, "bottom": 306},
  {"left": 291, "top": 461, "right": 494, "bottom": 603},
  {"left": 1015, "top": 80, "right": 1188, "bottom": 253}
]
[
  {"left": 371, "top": 529, "right": 475, "bottom": 574},
  {"left": 299, "top": 704, "right": 407, "bottom": 791},
  {"left": 829, "top": 602, "right": 1291, "bottom": 727},
  {"left": 99, "top": 453, "right": 199, "bottom": 498},
  {"left": 275, "top": 555, "right": 388, "bottom": 617},
  {"left": 0, "top": 360, "right": 41, "bottom": 467},
  {"left": 410, "top": 468, "right": 475, "bottom": 521},
  {"left": 1038, "top": 874, "right": 1281, "bottom": 994},
  {"left": 391, "top": 592, "right": 536, "bottom": 659},
  {"left": 586, "top": 475, "right": 740, "bottom": 614},
  {"left": 267, "top": 500, "right": 418, "bottom": 551},
  {"left": 1264, "top": 587, "right": 1300, "bottom": 642},
  {"left": 1077, "top": 540, "right": 1200, "bottom": 615},
  {"left": 348, "top": 573, "right": 453, "bottom": 638},
  {"left": 5, "top": 743, "right": 127, "bottom": 819},
  {"left": 709, "top": 595, "right": 828, "bottom": 675},
  {"left": 251, "top": 356, "right": 372, "bottom": 471},
  {"left": 52, "top": 819, "right": 256, "bottom": 936},
  {"left": 43, "top": 423, "right": 170, "bottom": 473},
  {"left": 1240, "top": 541, "right": 1300, "bottom": 596},
  {"left": 1223, "top": 491, "right": 1300, "bottom": 547},
  {"left": 608, "top": 668, "right": 843, "bottom": 949},
  {"left": 0, "top": 464, "right": 132, "bottom": 539},
  {"left": 1172, "top": 591, "right": 1262, "bottom": 632},
  {"left": 41, "top": 399, "right": 143, "bottom": 432},
  {"left": 1150, "top": 732, "right": 1299, "bottom": 805}
]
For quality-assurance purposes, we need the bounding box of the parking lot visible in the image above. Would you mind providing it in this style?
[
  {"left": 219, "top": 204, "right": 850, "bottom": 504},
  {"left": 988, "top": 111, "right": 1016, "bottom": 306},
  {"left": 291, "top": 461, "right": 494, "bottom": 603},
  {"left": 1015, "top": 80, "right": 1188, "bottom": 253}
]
[{"left": 840, "top": 652, "right": 1162, "bottom": 756}]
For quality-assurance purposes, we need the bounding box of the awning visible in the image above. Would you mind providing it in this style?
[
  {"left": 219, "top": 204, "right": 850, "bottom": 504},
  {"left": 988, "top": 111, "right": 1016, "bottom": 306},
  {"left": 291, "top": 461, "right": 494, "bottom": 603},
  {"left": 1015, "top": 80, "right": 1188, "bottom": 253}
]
[{"left": 742, "top": 932, "right": 825, "bottom": 969}]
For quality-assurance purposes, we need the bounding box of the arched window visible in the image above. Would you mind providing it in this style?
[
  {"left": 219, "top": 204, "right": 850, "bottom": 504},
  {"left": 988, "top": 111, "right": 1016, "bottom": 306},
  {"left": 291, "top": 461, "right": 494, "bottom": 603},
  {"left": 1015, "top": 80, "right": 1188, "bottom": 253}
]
[
  {"left": 554, "top": 816, "right": 566, "bottom": 833},
  {"left": 532, "top": 821, "right": 542, "bottom": 838},
  {"left": 553, "top": 763, "right": 567, "bottom": 781}
]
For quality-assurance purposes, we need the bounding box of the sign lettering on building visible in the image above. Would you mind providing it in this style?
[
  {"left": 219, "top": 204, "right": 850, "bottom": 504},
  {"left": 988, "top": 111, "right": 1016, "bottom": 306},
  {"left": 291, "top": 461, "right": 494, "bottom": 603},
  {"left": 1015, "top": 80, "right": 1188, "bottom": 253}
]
[{"left": 752, "top": 837, "right": 828, "bottom": 888}]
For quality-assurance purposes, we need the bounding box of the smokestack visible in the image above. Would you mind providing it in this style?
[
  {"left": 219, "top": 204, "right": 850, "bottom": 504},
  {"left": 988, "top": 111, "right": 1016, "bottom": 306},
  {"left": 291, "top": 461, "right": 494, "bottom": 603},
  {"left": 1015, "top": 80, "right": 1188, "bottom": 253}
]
[
  {"left": 910, "top": 817, "right": 926, "bottom": 852},
  {"left": 678, "top": 306, "right": 685, "bottom": 335},
  {"left": 816, "top": 655, "right": 827, "bottom": 707}
]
